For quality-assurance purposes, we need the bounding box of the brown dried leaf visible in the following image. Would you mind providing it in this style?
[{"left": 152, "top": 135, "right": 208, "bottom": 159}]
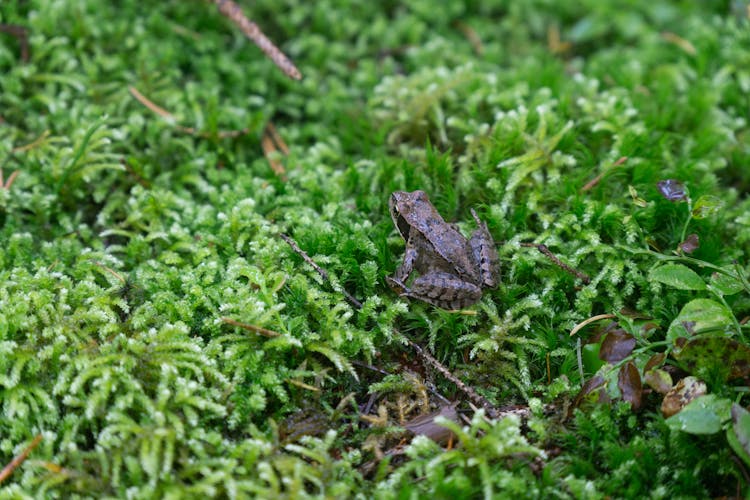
[
  {"left": 572, "top": 374, "right": 607, "bottom": 411},
  {"left": 661, "top": 376, "right": 706, "bottom": 418},
  {"left": 644, "top": 352, "right": 666, "bottom": 373},
  {"left": 618, "top": 361, "right": 643, "bottom": 410},
  {"left": 403, "top": 403, "right": 459, "bottom": 444},
  {"left": 599, "top": 329, "right": 636, "bottom": 363},
  {"left": 679, "top": 233, "right": 700, "bottom": 254}
]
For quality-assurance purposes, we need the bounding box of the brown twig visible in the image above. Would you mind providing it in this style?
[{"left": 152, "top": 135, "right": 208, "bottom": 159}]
[
  {"left": 547, "top": 25, "right": 571, "bottom": 55},
  {"left": 220, "top": 316, "right": 280, "bottom": 338},
  {"left": 0, "top": 434, "right": 43, "bottom": 483},
  {"left": 120, "top": 158, "right": 151, "bottom": 189},
  {"left": 0, "top": 24, "right": 30, "bottom": 62},
  {"left": 12, "top": 130, "right": 50, "bottom": 153},
  {"left": 1, "top": 169, "right": 20, "bottom": 190},
  {"left": 91, "top": 261, "right": 127, "bottom": 284},
  {"left": 569, "top": 313, "right": 618, "bottom": 337},
  {"left": 661, "top": 32, "right": 696, "bottom": 56},
  {"left": 404, "top": 338, "right": 500, "bottom": 417},
  {"left": 212, "top": 0, "right": 302, "bottom": 80},
  {"left": 279, "top": 233, "right": 363, "bottom": 309},
  {"left": 453, "top": 21, "right": 483, "bottom": 55},
  {"left": 520, "top": 243, "right": 591, "bottom": 284},
  {"left": 128, "top": 86, "right": 250, "bottom": 139},
  {"left": 261, "top": 123, "right": 288, "bottom": 180},
  {"left": 581, "top": 156, "right": 628, "bottom": 192}
]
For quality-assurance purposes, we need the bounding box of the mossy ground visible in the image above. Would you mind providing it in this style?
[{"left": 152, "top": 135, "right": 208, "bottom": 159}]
[{"left": 1, "top": 1, "right": 750, "bottom": 498}]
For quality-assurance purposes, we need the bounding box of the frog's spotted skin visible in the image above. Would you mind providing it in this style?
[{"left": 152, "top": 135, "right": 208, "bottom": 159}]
[{"left": 387, "top": 190, "right": 499, "bottom": 309}]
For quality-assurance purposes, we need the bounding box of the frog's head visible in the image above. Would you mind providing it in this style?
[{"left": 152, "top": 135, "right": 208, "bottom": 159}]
[{"left": 389, "top": 190, "right": 428, "bottom": 239}]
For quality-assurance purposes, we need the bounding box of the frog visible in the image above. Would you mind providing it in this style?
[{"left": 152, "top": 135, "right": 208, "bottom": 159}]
[{"left": 386, "top": 190, "right": 500, "bottom": 310}]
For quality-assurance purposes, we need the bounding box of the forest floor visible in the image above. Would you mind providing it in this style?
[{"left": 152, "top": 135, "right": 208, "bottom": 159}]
[{"left": 2, "top": 1, "right": 750, "bottom": 498}]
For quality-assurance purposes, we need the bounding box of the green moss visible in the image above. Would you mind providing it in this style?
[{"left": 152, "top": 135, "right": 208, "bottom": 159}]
[{"left": 1, "top": 0, "right": 749, "bottom": 497}]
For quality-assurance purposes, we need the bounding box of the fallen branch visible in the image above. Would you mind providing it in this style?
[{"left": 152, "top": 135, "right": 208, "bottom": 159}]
[
  {"left": 279, "top": 233, "right": 363, "bottom": 309},
  {"left": 0, "top": 24, "right": 29, "bottom": 62},
  {"left": 220, "top": 316, "right": 280, "bottom": 338},
  {"left": 212, "top": 0, "right": 302, "bottom": 80},
  {"left": 0, "top": 434, "right": 43, "bottom": 484}
]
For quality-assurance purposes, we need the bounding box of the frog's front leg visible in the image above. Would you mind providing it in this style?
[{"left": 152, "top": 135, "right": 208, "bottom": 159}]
[
  {"left": 469, "top": 209, "right": 500, "bottom": 288},
  {"left": 387, "top": 236, "right": 419, "bottom": 294},
  {"left": 402, "top": 271, "right": 482, "bottom": 310}
]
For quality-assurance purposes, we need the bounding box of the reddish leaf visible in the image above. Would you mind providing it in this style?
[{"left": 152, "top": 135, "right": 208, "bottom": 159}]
[
  {"left": 618, "top": 361, "right": 643, "bottom": 410},
  {"left": 599, "top": 329, "right": 636, "bottom": 363},
  {"left": 572, "top": 374, "right": 606, "bottom": 411},
  {"left": 657, "top": 179, "right": 687, "bottom": 202},
  {"left": 644, "top": 352, "right": 666, "bottom": 373},
  {"left": 679, "top": 233, "right": 700, "bottom": 254}
]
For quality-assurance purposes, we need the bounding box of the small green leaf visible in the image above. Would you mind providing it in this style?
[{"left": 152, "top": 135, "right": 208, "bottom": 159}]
[
  {"left": 649, "top": 264, "right": 706, "bottom": 291},
  {"left": 709, "top": 271, "right": 744, "bottom": 296},
  {"left": 665, "top": 394, "right": 732, "bottom": 434},
  {"left": 691, "top": 195, "right": 724, "bottom": 219},
  {"left": 673, "top": 336, "right": 750, "bottom": 381},
  {"left": 728, "top": 404, "right": 750, "bottom": 468},
  {"left": 643, "top": 368, "right": 672, "bottom": 394},
  {"left": 666, "top": 299, "right": 735, "bottom": 341}
]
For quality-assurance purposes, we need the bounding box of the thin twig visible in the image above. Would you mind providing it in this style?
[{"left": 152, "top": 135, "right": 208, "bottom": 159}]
[
  {"left": 220, "top": 316, "right": 280, "bottom": 337},
  {"left": 0, "top": 434, "right": 43, "bottom": 483},
  {"left": 212, "top": 0, "right": 302, "bottom": 80},
  {"left": 581, "top": 156, "right": 628, "bottom": 192},
  {"left": 405, "top": 338, "right": 499, "bottom": 417},
  {"left": 91, "top": 261, "right": 127, "bottom": 284},
  {"left": 279, "top": 233, "right": 363, "bottom": 309},
  {"left": 453, "top": 21, "right": 483, "bottom": 55},
  {"left": 1, "top": 169, "right": 20, "bottom": 190},
  {"left": 128, "top": 86, "right": 250, "bottom": 138},
  {"left": 520, "top": 243, "right": 591, "bottom": 284},
  {"left": 261, "top": 123, "right": 287, "bottom": 180},
  {"left": 12, "top": 130, "right": 50, "bottom": 153},
  {"left": 569, "top": 313, "right": 618, "bottom": 337},
  {"left": 0, "top": 24, "right": 30, "bottom": 62}
]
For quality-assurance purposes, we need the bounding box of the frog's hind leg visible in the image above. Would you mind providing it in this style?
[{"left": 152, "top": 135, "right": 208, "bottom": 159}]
[
  {"left": 406, "top": 271, "right": 482, "bottom": 310},
  {"left": 469, "top": 209, "right": 500, "bottom": 288}
]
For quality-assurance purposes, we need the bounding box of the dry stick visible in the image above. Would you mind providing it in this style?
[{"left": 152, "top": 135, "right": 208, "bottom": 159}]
[
  {"left": 453, "top": 21, "right": 483, "bottom": 55},
  {"left": 0, "top": 24, "right": 29, "bottom": 62},
  {"left": 0, "top": 434, "right": 43, "bottom": 484},
  {"left": 405, "top": 338, "right": 499, "bottom": 418},
  {"left": 128, "top": 86, "right": 250, "bottom": 139},
  {"left": 279, "top": 233, "right": 363, "bottom": 309},
  {"left": 569, "top": 313, "right": 618, "bottom": 337},
  {"left": 1, "top": 169, "right": 20, "bottom": 190},
  {"left": 519, "top": 243, "right": 591, "bottom": 284},
  {"left": 581, "top": 156, "right": 628, "bottom": 192},
  {"left": 261, "top": 124, "right": 287, "bottom": 180},
  {"left": 12, "top": 130, "right": 50, "bottom": 153},
  {"left": 212, "top": 0, "right": 302, "bottom": 80},
  {"left": 265, "top": 122, "right": 290, "bottom": 154},
  {"left": 220, "top": 316, "right": 280, "bottom": 338}
]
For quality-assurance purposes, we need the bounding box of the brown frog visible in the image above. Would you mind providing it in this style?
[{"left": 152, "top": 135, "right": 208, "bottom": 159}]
[{"left": 387, "top": 190, "right": 500, "bottom": 309}]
